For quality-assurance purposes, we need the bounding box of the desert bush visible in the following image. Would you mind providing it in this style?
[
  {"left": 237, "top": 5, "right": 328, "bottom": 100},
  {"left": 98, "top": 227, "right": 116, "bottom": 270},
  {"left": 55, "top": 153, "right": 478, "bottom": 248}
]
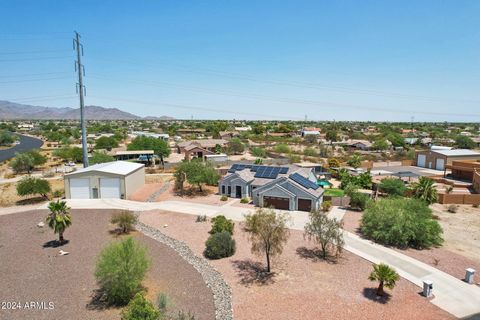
[
  {"left": 378, "top": 178, "right": 406, "bottom": 197},
  {"left": 447, "top": 204, "right": 458, "bottom": 213},
  {"left": 52, "top": 189, "right": 64, "bottom": 198},
  {"left": 360, "top": 198, "right": 443, "bottom": 249},
  {"left": 220, "top": 195, "right": 228, "bottom": 201},
  {"left": 304, "top": 210, "right": 344, "bottom": 259},
  {"left": 251, "top": 147, "right": 266, "bottom": 158},
  {"left": 17, "top": 176, "right": 51, "bottom": 198},
  {"left": 156, "top": 292, "right": 168, "bottom": 311},
  {"left": 111, "top": 211, "right": 138, "bottom": 234},
  {"left": 321, "top": 200, "right": 332, "bottom": 212},
  {"left": 42, "top": 171, "right": 55, "bottom": 178},
  {"left": 95, "top": 237, "right": 150, "bottom": 305},
  {"left": 121, "top": 293, "right": 160, "bottom": 320},
  {"left": 240, "top": 197, "right": 249, "bottom": 204},
  {"left": 173, "top": 311, "right": 196, "bottom": 320},
  {"left": 348, "top": 191, "right": 370, "bottom": 211},
  {"left": 204, "top": 231, "right": 236, "bottom": 259},
  {"left": 196, "top": 214, "right": 207, "bottom": 222},
  {"left": 209, "top": 215, "right": 234, "bottom": 235}
]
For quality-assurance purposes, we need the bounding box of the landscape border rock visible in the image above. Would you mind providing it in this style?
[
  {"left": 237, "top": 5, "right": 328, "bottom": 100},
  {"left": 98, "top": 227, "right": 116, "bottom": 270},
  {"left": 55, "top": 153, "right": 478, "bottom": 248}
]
[{"left": 136, "top": 220, "right": 233, "bottom": 320}]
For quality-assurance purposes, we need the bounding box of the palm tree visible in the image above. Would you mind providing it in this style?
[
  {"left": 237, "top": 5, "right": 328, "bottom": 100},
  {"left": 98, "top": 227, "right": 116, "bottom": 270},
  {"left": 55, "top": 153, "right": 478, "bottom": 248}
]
[
  {"left": 46, "top": 200, "right": 72, "bottom": 244},
  {"left": 411, "top": 176, "right": 438, "bottom": 204},
  {"left": 368, "top": 263, "right": 400, "bottom": 296}
]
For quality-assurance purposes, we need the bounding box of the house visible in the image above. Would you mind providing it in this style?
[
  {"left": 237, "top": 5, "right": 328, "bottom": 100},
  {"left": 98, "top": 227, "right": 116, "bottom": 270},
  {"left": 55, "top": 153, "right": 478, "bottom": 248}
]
[
  {"left": 347, "top": 139, "right": 373, "bottom": 150},
  {"left": 218, "top": 164, "right": 323, "bottom": 211},
  {"left": 219, "top": 131, "right": 239, "bottom": 140},
  {"left": 204, "top": 154, "right": 228, "bottom": 163},
  {"left": 445, "top": 160, "right": 480, "bottom": 181},
  {"left": 301, "top": 127, "right": 321, "bottom": 137},
  {"left": 176, "top": 128, "right": 206, "bottom": 136},
  {"left": 177, "top": 139, "right": 228, "bottom": 161},
  {"left": 64, "top": 161, "right": 145, "bottom": 199},
  {"left": 234, "top": 126, "right": 252, "bottom": 132},
  {"left": 404, "top": 137, "right": 419, "bottom": 145},
  {"left": 415, "top": 149, "right": 480, "bottom": 171},
  {"left": 130, "top": 131, "right": 169, "bottom": 141}
]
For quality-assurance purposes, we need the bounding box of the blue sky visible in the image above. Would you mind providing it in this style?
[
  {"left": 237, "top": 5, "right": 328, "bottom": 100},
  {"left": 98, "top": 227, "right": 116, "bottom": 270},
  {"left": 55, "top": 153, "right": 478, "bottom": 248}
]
[{"left": 1, "top": 0, "right": 479, "bottom": 121}]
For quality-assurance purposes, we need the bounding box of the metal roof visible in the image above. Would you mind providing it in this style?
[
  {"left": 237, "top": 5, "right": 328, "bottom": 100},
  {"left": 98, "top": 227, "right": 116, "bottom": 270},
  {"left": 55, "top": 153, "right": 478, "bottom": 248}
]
[
  {"left": 65, "top": 161, "right": 144, "bottom": 176},
  {"left": 433, "top": 149, "right": 480, "bottom": 156}
]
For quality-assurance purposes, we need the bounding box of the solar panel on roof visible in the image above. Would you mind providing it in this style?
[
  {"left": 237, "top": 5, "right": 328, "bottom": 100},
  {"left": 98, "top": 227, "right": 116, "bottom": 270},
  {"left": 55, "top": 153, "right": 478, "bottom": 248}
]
[
  {"left": 289, "top": 173, "right": 320, "bottom": 190},
  {"left": 279, "top": 167, "right": 289, "bottom": 174}
]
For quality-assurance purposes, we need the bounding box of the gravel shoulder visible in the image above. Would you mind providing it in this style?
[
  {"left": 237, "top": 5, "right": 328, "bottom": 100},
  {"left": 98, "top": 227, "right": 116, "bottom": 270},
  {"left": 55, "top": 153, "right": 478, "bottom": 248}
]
[
  {"left": 140, "top": 210, "right": 453, "bottom": 320},
  {"left": 0, "top": 209, "right": 215, "bottom": 320}
]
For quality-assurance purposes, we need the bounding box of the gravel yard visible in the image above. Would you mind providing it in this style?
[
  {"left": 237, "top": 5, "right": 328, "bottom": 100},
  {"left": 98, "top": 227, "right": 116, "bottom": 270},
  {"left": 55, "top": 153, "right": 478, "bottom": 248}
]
[
  {"left": 140, "top": 210, "right": 453, "bottom": 320},
  {"left": 342, "top": 208, "right": 480, "bottom": 280},
  {"left": 0, "top": 209, "right": 215, "bottom": 320}
]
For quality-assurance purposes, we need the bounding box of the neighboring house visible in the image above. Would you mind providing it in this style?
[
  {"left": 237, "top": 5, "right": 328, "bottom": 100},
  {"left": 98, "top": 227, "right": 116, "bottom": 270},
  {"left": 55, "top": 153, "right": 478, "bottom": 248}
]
[
  {"left": 219, "top": 131, "right": 239, "bottom": 140},
  {"left": 218, "top": 164, "right": 323, "bottom": 211},
  {"left": 415, "top": 149, "right": 480, "bottom": 171},
  {"left": 177, "top": 139, "right": 228, "bottom": 161},
  {"left": 347, "top": 139, "right": 373, "bottom": 150},
  {"left": 176, "top": 128, "right": 206, "bottom": 136},
  {"left": 114, "top": 150, "right": 156, "bottom": 164},
  {"left": 301, "top": 127, "right": 321, "bottom": 137},
  {"left": 130, "top": 131, "right": 169, "bottom": 141},
  {"left": 17, "top": 123, "right": 34, "bottom": 131},
  {"left": 204, "top": 154, "right": 228, "bottom": 163},
  {"left": 404, "top": 137, "right": 419, "bottom": 145},
  {"left": 446, "top": 160, "right": 480, "bottom": 181},
  {"left": 64, "top": 161, "right": 145, "bottom": 199},
  {"left": 234, "top": 126, "right": 252, "bottom": 132}
]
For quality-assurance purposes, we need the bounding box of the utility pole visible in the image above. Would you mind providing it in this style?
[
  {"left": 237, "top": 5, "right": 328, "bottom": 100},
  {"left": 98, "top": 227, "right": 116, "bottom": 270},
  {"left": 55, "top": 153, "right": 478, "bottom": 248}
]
[{"left": 74, "top": 31, "right": 89, "bottom": 167}]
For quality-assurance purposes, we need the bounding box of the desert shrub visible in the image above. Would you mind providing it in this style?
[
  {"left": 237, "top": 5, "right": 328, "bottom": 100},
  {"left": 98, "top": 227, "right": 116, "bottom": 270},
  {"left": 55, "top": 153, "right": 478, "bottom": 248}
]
[
  {"left": 121, "top": 293, "right": 160, "bottom": 320},
  {"left": 378, "top": 178, "right": 406, "bottom": 197},
  {"left": 174, "top": 311, "right": 196, "bottom": 320},
  {"left": 348, "top": 191, "right": 370, "bottom": 211},
  {"left": 274, "top": 143, "right": 290, "bottom": 154},
  {"left": 447, "top": 204, "right": 458, "bottom": 213},
  {"left": 473, "top": 203, "right": 480, "bottom": 208},
  {"left": 52, "top": 189, "right": 64, "bottom": 198},
  {"left": 240, "top": 197, "right": 249, "bottom": 204},
  {"left": 303, "top": 147, "right": 317, "bottom": 157},
  {"left": 95, "top": 237, "right": 150, "bottom": 305},
  {"left": 196, "top": 214, "right": 207, "bottom": 222},
  {"left": 204, "top": 231, "right": 236, "bottom": 259},
  {"left": 209, "top": 215, "right": 234, "bottom": 235},
  {"left": 220, "top": 195, "right": 228, "bottom": 201},
  {"left": 321, "top": 200, "right": 332, "bottom": 212},
  {"left": 156, "top": 292, "right": 168, "bottom": 311},
  {"left": 251, "top": 147, "right": 266, "bottom": 158},
  {"left": 111, "top": 211, "right": 137, "bottom": 234},
  {"left": 360, "top": 198, "right": 443, "bottom": 249},
  {"left": 42, "top": 171, "right": 55, "bottom": 178}
]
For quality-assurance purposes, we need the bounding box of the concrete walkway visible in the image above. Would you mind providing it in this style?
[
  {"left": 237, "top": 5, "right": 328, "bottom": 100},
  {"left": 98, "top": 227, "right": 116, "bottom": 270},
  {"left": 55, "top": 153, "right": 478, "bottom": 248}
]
[{"left": 33, "top": 198, "right": 480, "bottom": 318}]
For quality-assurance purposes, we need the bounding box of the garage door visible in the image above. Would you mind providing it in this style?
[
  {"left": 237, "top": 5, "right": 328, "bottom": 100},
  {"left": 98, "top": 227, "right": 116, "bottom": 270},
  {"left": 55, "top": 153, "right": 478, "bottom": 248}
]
[
  {"left": 436, "top": 158, "right": 445, "bottom": 171},
  {"left": 69, "top": 178, "right": 90, "bottom": 199},
  {"left": 263, "top": 196, "right": 289, "bottom": 210},
  {"left": 298, "top": 199, "right": 312, "bottom": 212},
  {"left": 417, "top": 154, "right": 426, "bottom": 167},
  {"left": 100, "top": 178, "right": 121, "bottom": 198}
]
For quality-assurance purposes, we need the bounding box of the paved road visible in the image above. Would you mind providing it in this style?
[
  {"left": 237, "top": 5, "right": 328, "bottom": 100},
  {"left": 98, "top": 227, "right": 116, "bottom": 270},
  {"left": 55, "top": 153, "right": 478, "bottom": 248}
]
[
  {"left": 30, "top": 198, "right": 480, "bottom": 318},
  {"left": 0, "top": 134, "right": 43, "bottom": 163}
]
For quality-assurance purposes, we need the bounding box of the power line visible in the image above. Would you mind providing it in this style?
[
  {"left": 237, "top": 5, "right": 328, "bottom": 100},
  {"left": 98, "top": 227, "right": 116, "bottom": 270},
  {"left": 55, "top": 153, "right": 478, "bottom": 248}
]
[
  {"left": 88, "top": 74, "right": 480, "bottom": 118},
  {"left": 0, "top": 71, "right": 71, "bottom": 78},
  {"left": 74, "top": 31, "right": 89, "bottom": 167},
  {"left": 0, "top": 76, "right": 72, "bottom": 84},
  {"left": 90, "top": 57, "right": 480, "bottom": 105},
  {"left": 0, "top": 56, "right": 72, "bottom": 62},
  {"left": 6, "top": 95, "right": 77, "bottom": 103},
  {"left": 88, "top": 95, "right": 303, "bottom": 120},
  {"left": 0, "top": 49, "right": 71, "bottom": 55}
]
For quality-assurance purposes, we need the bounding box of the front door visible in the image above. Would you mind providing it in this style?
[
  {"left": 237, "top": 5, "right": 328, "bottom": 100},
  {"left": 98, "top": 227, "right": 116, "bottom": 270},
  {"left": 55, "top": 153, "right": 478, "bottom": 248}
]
[{"left": 235, "top": 186, "right": 242, "bottom": 198}]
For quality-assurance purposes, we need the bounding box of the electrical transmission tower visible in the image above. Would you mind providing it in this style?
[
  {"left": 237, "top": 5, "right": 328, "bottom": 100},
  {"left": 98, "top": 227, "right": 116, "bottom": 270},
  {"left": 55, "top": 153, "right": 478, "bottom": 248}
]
[{"left": 73, "top": 31, "right": 89, "bottom": 167}]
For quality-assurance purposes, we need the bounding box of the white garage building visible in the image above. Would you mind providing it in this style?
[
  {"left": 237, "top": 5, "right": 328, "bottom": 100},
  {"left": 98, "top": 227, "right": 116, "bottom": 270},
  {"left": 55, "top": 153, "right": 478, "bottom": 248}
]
[{"left": 64, "top": 161, "right": 145, "bottom": 199}]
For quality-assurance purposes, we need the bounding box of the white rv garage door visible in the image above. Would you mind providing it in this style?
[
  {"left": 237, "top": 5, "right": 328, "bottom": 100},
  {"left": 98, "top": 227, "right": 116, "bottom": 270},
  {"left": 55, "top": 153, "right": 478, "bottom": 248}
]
[
  {"left": 436, "top": 158, "right": 445, "bottom": 171},
  {"left": 69, "top": 178, "right": 90, "bottom": 199},
  {"left": 100, "top": 178, "right": 121, "bottom": 198},
  {"left": 417, "top": 154, "right": 426, "bottom": 167}
]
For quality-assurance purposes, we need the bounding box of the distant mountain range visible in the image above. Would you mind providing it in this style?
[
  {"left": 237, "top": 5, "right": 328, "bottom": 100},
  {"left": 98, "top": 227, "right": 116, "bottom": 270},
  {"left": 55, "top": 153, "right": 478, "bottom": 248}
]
[{"left": 0, "top": 100, "right": 175, "bottom": 120}]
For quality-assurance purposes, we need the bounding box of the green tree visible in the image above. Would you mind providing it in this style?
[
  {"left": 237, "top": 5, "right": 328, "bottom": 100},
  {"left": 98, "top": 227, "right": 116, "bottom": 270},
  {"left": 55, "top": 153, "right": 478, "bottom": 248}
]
[
  {"left": 368, "top": 263, "right": 400, "bottom": 296},
  {"left": 303, "top": 147, "right": 317, "bottom": 157},
  {"left": 10, "top": 152, "right": 35, "bottom": 173},
  {"left": 243, "top": 208, "right": 290, "bottom": 272},
  {"left": 378, "top": 178, "right": 406, "bottom": 196},
  {"left": 209, "top": 215, "right": 234, "bottom": 235},
  {"left": 327, "top": 158, "right": 340, "bottom": 168},
  {"left": 227, "top": 137, "right": 245, "bottom": 154},
  {"left": 325, "top": 130, "right": 338, "bottom": 142},
  {"left": 347, "top": 153, "right": 362, "bottom": 169},
  {"left": 95, "top": 237, "right": 150, "bottom": 305},
  {"left": 386, "top": 132, "right": 404, "bottom": 147},
  {"left": 252, "top": 123, "right": 266, "bottom": 135},
  {"left": 46, "top": 200, "right": 72, "bottom": 244},
  {"left": 25, "top": 149, "right": 47, "bottom": 166},
  {"left": 121, "top": 293, "right": 160, "bottom": 320},
  {"left": 17, "top": 176, "right": 51, "bottom": 198},
  {"left": 53, "top": 146, "right": 83, "bottom": 162},
  {"left": 128, "top": 136, "right": 171, "bottom": 167},
  {"left": 174, "top": 160, "right": 220, "bottom": 193},
  {"left": 0, "top": 131, "right": 16, "bottom": 146},
  {"left": 455, "top": 135, "right": 475, "bottom": 149},
  {"left": 372, "top": 139, "right": 389, "bottom": 151},
  {"left": 304, "top": 210, "right": 344, "bottom": 259},
  {"left": 95, "top": 136, "right": 119, "bottom": 150},
  {"left": 111, "top": 211, "right": 138, "bottom": 234},
  {"left": 411, "top": 177, "right": 438, "bottom": 204},
  {"left": 360, "top": 197, "right": 443, "bottom": 248},
  {"left": 90, "top": 152, "right": 115, "bottom": 164}
]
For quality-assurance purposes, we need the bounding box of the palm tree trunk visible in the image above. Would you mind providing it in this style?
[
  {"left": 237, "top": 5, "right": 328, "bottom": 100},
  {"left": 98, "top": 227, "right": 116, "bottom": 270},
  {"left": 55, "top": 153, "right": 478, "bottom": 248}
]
[
  {"left": 59, "top": 231, "right": 64, "bottom": 244},
  {"left": 266, "top": 250, "right": 271, "bottom": 273},
  {"left": 377, "top": 281, "right": 384, "bottom": 296}
]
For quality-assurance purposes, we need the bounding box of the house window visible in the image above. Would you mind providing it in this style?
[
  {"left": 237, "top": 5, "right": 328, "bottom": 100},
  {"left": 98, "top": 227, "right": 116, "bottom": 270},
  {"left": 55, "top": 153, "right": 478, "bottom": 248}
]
[
  {"left": 222, "top": 185, "right": 226, "bottom": 194},
  {"left": 227, "top": 186, "right": 231, "bottom": 195}
]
